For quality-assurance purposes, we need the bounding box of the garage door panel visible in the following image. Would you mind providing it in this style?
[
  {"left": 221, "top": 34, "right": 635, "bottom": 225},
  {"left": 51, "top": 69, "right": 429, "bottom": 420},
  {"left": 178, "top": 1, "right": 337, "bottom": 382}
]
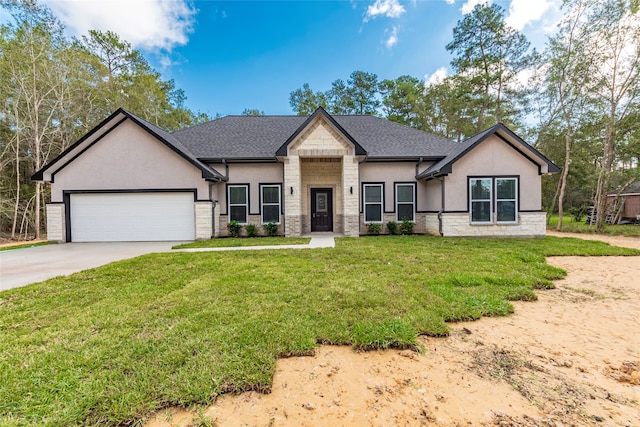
[{"left": 70, "top": 193, "right": 195, "bottom": 242}]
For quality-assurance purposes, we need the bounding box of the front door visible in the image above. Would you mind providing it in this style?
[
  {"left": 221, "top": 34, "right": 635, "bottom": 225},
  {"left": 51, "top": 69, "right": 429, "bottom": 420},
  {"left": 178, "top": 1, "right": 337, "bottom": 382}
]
[{"left": 311, "top": 188, "right": 333, "bottom": 232}]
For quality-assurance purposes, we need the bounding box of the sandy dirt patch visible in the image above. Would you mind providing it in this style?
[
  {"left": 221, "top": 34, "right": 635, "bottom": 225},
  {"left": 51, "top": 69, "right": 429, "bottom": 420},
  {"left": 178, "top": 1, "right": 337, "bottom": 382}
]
[{"left": 147, "top": 235, "right": 639, "bottom": 427}]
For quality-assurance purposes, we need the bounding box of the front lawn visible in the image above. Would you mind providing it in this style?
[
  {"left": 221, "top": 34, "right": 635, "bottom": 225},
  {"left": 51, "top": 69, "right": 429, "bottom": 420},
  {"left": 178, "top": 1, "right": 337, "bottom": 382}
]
[
  {"left": 0, "top": 236, "right": 637, "bottom": 426},
  {"left": 548, "top": 215, "right": 640, "bottom": 237},
  {"left": 173, "top": 236, "right": 310, "bottom": 249}
]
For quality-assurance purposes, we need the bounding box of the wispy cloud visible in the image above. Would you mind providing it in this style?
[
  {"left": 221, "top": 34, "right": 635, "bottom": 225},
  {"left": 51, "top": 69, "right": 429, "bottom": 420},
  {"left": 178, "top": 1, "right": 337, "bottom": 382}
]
[
  {"left": 42, "top": 0, "right": 197, "bottom": 51},
  {"left": 364, "top": 0, "right": 406, "bottom": 22},
  {"left": 386, "top": 26, "right": 399, "bottom": 48},
  {"left": 505, "top": 0, "right": 553, "bottom": 30},
  {"left": 445, "top": 0, "right": 455, "bottom": 5}
]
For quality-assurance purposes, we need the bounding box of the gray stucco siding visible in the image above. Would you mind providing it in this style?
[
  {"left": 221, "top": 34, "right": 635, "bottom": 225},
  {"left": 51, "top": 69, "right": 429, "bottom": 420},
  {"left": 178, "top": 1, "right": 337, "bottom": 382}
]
[{"left": 50, "top": 120, "right": 210, "bottom": 202}]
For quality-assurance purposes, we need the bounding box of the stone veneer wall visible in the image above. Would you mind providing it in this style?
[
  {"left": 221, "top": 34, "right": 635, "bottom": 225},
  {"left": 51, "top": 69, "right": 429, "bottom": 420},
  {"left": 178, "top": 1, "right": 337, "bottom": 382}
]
[
  {"left": 46, "top": 203, "right": 66, "bottom": 242},
  {"left": 424, "top": 213, "right": 441, "bottom": 236},
  {"left": 194, "top": 202, "right": 213, "bottom": 240},
  {"left": 440, "top": 212, "right": 546, "bottom": 237}
]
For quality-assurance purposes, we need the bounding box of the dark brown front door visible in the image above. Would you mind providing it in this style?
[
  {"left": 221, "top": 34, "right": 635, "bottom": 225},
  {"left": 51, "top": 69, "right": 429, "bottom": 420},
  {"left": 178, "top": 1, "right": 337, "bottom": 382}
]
[{"left": 311, "top": 188, "right": 333, "bottom": 232}]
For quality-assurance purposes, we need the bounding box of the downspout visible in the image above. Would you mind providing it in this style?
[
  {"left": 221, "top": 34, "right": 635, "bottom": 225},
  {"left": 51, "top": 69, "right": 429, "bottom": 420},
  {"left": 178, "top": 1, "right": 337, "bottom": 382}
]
[
  {"left": 208, "top": 183, "right": 217, "bottom": 238},
  {"left": 415, "top": 157, "right": 425, "bottom": 177},
  {"left": 437, "top": 176, "right": 445, "bottom": 236}
]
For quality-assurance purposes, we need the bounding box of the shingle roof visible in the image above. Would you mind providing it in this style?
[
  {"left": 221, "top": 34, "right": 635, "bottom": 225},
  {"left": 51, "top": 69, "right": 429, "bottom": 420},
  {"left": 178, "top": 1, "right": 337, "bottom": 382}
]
[
  {"left": 416, "top": 123, "right": 560, "bottom": 180},
  {"left": 172, "top": 112, "right": 457, "bottom": 160}
]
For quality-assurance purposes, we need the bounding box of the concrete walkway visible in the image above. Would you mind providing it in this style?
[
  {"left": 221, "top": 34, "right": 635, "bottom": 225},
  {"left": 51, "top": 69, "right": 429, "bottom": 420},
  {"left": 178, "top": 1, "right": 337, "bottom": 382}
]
[{"left": 175, "top": 235, "right": 336, "bottom": 252}]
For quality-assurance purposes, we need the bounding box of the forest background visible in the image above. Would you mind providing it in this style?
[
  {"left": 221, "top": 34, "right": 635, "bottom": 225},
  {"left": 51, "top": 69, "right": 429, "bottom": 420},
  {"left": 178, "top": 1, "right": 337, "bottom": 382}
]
[{"left": 1, "top": 0, "right": 638, "bottom": 240}]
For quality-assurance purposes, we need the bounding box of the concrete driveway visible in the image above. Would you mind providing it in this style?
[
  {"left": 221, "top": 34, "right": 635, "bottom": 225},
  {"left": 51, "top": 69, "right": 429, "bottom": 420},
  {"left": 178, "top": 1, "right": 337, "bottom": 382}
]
[{"left": 0, "top": 242, "right": 177, "bottom": 291}]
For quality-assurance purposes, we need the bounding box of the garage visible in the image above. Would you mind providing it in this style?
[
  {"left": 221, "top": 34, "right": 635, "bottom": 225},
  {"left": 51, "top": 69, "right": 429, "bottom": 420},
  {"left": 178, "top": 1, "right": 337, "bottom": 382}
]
[{"left": 69, "top": 192, "right": 195, "bottom": 242}]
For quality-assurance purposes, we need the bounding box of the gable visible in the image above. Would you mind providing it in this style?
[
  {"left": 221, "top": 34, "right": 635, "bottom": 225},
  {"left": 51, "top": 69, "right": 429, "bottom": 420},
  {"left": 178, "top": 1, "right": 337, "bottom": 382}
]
[{"left": 288, "top": 117, "right": 354, "bottom": 157}]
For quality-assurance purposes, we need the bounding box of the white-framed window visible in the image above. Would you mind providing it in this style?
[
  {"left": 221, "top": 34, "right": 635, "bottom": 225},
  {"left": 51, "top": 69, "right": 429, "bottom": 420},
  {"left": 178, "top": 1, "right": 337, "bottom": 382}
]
[
  {"left": 261, "top": 184, "right": 281, "bottom": 224},
  {"left": 228, "top": 185, "right": 248, "bottom": 224},
  {"left": 470, "top": 178, "right": 492, "bottom": 223},
  {"left": 496, "top": 178, "right": 518, "bottom": 223},
  {"left": 469, "top": 177, "right": 518, "bottom": 224},
  {"left": 395, "top": 183, "right": 415, "bottom": 222},
  {"left": 363, "top": 184, "right": 383, "bottom": 223}
]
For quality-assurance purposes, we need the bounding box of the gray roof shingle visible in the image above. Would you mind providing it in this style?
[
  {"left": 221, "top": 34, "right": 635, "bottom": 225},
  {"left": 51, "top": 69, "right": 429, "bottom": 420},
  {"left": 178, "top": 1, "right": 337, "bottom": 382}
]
[{"left": 171, "top": 113, "right": 457, "bottom": 160}]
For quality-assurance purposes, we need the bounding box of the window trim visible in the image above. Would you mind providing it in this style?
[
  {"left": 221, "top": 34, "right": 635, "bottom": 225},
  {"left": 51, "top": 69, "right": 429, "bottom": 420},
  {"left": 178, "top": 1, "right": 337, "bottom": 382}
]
[
  {"left": 260, "top": 184, "right": 282, "bottom": 224},
  {"left": 227, "top": 184, "right": 249, "bottom": 225},
  {"left": 468, "top": 176, "right": 519, "bottom": 225},
  {"left": 395, "top": 182, "right": 416, "bottom": 222},
  {"left": 469, "top": 177, "right": 493, "bottom": 224},
  {"left": 495, "top": 177, "right": 518, "bottom": 224},
  {"left": 363, "top": 183, "right": 384, "bottom": 224}
]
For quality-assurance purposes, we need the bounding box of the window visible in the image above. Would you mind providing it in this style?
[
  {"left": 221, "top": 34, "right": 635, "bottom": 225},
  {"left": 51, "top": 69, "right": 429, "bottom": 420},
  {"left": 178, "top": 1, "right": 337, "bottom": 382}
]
[
  {"left": 469, "top": 177, "right": 518, "bottom": 224},
  {"left": 496, "top": 178, "right": 517, "bottom": 223},
  {"left": 228, "top": 185, "right": 248, "bottom": 224},
  {"left": 396, "top": 183, "right": 415, "bottom": 222},
  {"left": 470, "top": 178, "right": 492, "bottom": 223},
  {"left": 363, "top": 184, "right": 383, "bottom": 223},
  {"left": 261, "top": 185, "right": 281, "bottom": 224}
]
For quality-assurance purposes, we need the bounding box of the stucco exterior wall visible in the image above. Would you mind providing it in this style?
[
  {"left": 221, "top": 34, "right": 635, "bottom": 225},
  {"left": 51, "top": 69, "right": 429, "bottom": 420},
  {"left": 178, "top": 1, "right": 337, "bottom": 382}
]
[
  {"left": 444, "top": 135, "right": 542, "bottom": 212},
  {"left": 50, "top": 120, "right": 210, "bottom": 202},
  {"left": 360, "top": 162, "right": 433, "bottom": 213},
  {"left": 209, "top": 163, "right": 283, "bottom": 215}
]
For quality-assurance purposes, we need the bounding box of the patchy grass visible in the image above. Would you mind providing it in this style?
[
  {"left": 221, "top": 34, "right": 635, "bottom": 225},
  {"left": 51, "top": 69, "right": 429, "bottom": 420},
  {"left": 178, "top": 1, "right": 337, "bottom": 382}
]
[
  {"left": 172, "top": 237, "right": 310, "bottom": 249},
  {"left": 548, "top": 215, "right": 640, "bottom": 237},
  {"left": 0, "top": 241, "right": 54, "bottom": 251},
  {"left": 0, "top": 236, "right": 637, "bottom": 426}
]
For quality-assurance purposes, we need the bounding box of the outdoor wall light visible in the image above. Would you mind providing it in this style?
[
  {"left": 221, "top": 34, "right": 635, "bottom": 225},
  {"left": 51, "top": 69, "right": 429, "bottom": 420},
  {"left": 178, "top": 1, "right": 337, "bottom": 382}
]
[
  {"left": 290, "top": 186, "right": 294, "bottom": 195},
  {"left": 350, "top": 186, "right": 353, "bottom": 194}
]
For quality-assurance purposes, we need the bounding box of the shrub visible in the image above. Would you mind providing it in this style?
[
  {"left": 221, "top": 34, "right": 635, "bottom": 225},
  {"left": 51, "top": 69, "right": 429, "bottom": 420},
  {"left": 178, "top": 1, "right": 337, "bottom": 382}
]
[
  {"left": 367, "top": 223, "right": 382, "bottom": 235},
  {"left": 568, "top": 206, "right": 587, "bottom": 223},
  {"left": 227, "top": 220, "right": 242, "bottom": 237},
  {"left": 400, "top": 218, "right": 414, "bottom": 235},
  {"left": 386, "top": 221, "right": 398, "bottom": 235},
  {"left": 262, "top": 222, "right": 278, "bottom": 237},
  {"left": 245, "top": 223, "right": 258, "bottom": 237}
]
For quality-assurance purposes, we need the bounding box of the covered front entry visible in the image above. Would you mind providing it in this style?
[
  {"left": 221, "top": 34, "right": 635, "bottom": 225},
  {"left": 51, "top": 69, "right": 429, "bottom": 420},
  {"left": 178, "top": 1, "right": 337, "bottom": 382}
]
[{"left": 311, "top": 188, "right": 333, "bottom": 232}]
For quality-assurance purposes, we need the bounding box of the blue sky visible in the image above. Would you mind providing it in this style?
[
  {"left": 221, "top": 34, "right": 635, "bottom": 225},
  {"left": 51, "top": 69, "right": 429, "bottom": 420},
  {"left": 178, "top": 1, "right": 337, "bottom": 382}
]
[{"left": 35, "top": 0, "right": 562, "bottom": 117}]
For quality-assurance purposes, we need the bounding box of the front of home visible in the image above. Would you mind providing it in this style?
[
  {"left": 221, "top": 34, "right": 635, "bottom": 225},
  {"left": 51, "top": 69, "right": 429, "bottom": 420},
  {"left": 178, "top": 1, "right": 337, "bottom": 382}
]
[{"left": 32, "top": 107, "right": 559, "bottom": 242}]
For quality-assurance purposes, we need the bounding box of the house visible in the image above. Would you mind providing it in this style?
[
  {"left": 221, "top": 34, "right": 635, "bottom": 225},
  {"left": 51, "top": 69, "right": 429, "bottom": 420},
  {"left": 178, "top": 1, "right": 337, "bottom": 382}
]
[{"left": 32, "top": 107, "right": 559, "bottom": 242}]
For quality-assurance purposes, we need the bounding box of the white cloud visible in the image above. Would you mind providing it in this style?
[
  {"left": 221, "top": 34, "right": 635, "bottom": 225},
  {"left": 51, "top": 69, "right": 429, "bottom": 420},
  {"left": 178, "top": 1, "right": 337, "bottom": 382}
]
[
  {"left": 424, "top": 67, "right": 448, "bottom": 87},
  {"left": 461, "top": 0, "right": 490, "bottom": 15},
  {"left": 365, "top": 0, "right": 406, "bottom": 22},
  {"left": 386, "top": 26, "right": 399, "bottom": 48},
  {"left": 505, "top": 0, "right": 553, "bottom": 30},
  {"left": 42, "top": 0, "right": 196, "bottom": 51},
  {"left": 445, "top": 0, "right": 455, "bottom": 4}
]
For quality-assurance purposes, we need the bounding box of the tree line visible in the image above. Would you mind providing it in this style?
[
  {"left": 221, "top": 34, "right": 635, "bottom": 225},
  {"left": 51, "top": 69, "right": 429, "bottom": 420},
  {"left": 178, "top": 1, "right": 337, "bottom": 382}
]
[
  {"left": 0, "top": 0, "right": 210, "bottom": 240},
  {"left": 289, "top": 0, "right": 640, "bottom": 230}
]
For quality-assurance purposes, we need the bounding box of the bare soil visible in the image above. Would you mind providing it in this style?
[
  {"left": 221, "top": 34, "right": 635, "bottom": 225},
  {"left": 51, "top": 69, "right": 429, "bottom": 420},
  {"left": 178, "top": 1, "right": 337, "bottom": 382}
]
[{"left": 147, "top": 234, "right": 640, "bottom": 427}]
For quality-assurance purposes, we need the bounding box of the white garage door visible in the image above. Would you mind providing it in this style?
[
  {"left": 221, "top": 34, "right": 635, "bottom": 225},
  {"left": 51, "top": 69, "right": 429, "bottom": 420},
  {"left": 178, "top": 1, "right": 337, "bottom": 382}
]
[{"left": 70, "top": 192, "right": 195, "bottom": 242}]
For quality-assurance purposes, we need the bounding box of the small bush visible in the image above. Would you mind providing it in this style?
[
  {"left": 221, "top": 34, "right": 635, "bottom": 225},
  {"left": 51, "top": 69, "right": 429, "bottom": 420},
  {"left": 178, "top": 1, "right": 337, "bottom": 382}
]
[
  {"left": 245, "top": 224, "right": 258, "bottom": 237},
  {"left": 567, "top": 206, "right": 587, "bottom": 222},
  {"left": 367, "top": 223, "right": 382, "bottom": 235},
  {"left": 263, "top": 222, "right": 278, "bottom": 237},
  {"left": 227, "top": 220, "right": 242, "bottom": 237},
  {"left": 386, "top": 221, "right": 399, "bottom": 235},
  {"left": 400, "top": 218, "right": 414, "bottom": 235}
]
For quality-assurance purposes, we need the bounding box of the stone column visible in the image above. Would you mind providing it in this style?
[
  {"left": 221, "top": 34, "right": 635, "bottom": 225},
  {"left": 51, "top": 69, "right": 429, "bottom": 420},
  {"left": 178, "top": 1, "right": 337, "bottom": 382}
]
[
  {"left": 283, "top": 156, "right": 302, "bottom": 236},
  {"left": 46, "top": 203, "right": 66, "bottom": 242},
  {"left": 194, "top": 201, "right": 213, "bottom": 239},
  {"left": 342, "top": 155, "right": 360, "bottom": 236}
]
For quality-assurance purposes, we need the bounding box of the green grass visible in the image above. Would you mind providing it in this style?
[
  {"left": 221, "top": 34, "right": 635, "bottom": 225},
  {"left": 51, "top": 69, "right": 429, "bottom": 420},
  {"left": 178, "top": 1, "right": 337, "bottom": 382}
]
[
  {"left": 172, "top": 237, "right": 310, "bottom": 249},
  {"left": 548, "top": 215, "right": 640, "bottom": 237},
  {"left": 0, "top": 235, "right": 637, "bottom": 426},
  {"left": 0, "top": 241, "right": 54, "bottom": 251}
]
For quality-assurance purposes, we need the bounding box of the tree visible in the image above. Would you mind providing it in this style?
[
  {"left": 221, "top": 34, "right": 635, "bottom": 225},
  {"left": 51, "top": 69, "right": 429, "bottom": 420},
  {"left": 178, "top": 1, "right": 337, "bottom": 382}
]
[
  {"left": 379, "top": 75, "right": 422, "bottom": 126},
  {"left": 446, "top": 3, "right": 533, "bottom": 130},
  {"left": 241, "top": 108, "right": 265, "bottom": 116},
  {"left": 289, "top": 83, "right": 326, "bottom": 115},
  {"left": 345, "top": 71, "right": 380, "bottom": 115}
]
